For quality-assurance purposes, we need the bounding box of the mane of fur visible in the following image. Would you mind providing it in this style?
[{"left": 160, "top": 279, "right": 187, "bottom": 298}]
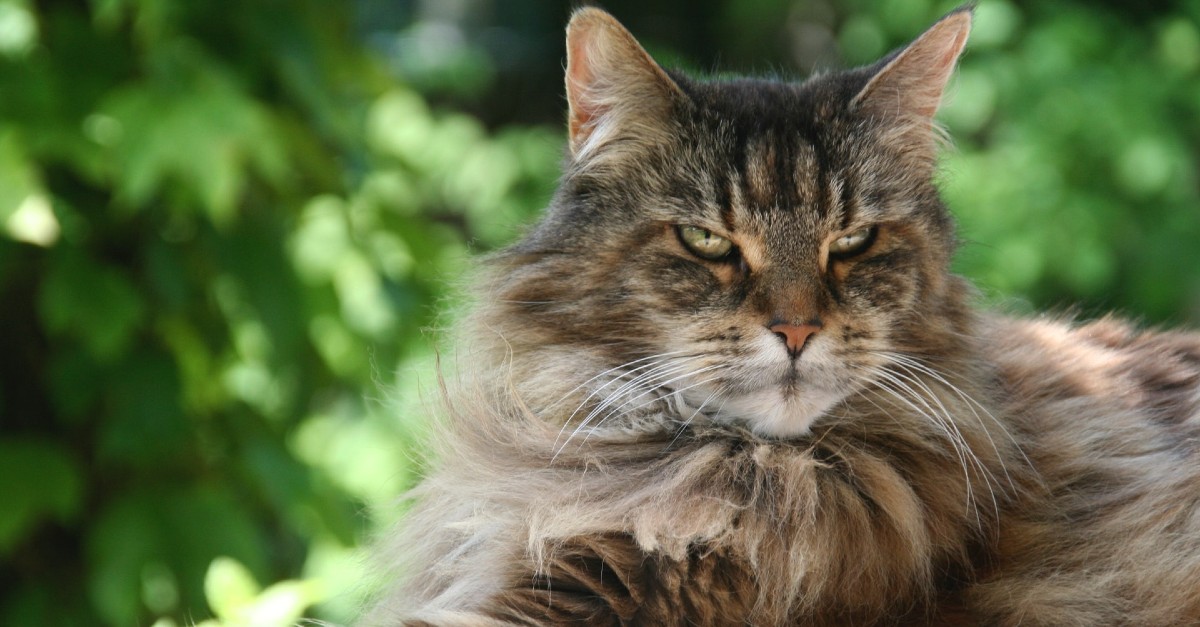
[
  {"left": 358, "top": 7, "right": 1200, "bottom": 626},
  {"left": 362, "top": 305, "right": 1200, "bottom": 626},
  {"left": 360, "top": 260, "right": 1032, "bottom": 625}
]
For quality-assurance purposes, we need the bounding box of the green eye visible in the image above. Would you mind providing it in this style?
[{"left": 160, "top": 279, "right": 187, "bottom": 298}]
[
  {"left": 829, "top": 226, "right": 876, "bottom": 258},
  {"left": 677, "top": 225, "right": 734, "bottom": 260}
]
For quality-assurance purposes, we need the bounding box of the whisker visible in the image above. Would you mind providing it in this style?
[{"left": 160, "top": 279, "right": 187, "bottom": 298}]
[
  {"left": 854, "top": 364, "right": 983, "bottom": 520},
  {"left": 619, "top": 369, "right": 730, "bottom": 420},
  {"left": 882, "top": 352, "right": 1034, "bottom": 470},
  {"left": 548, "top": 350, "right": 694, "bottom": 411},
  {"left": 554, "top": 358, "right": 715, "bottom": 458},
  {"left": 880, "top": 364, "right": 1002, "bottom": 514},
  {"left": 554, "top": 355, "right": 699, "bottom": 449},
  {"left": 871, "top": 351, "right": 1033, "bottom": 487},
  {"left": 666, "top": 384, "right": 729, "bottom": 450},
  {"left": 580, "top": 360, "right": 704, "bottom": 423},
  {"left": 890, "top": 362, "right": 1007, "bottom": 489},
  {"left": 579, "top": 364, "right": 730, "bottom": 440}
]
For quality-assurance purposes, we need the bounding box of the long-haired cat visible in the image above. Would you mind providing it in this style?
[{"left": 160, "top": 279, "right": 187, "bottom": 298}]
[{"left": 361, "top": 6, "right": 1200, "bottom": 625}]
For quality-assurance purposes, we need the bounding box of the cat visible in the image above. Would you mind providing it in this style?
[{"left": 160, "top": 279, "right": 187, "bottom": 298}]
[{"left": 360, "top": 6, "right": 1200, "bottom": 625}]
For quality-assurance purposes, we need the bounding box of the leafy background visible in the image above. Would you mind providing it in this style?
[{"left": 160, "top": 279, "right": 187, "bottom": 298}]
[{"left": 1, "top": 0, "right": 1197, "bottom": 624}]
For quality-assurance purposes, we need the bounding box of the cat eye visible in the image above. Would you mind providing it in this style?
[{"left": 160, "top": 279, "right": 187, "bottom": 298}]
[
  {"left": 677, "top": 225, "right": 734, "bottom": 260},
  {"left": 828, "top": 226, "right": 877, "bottom": 258}
]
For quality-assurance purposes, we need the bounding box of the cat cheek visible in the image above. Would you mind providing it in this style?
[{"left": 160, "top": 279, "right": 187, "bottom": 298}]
[
  {"left": 841, "top": 257, "right": 920, "bottom": 308},
  {"left": 838, "top": 325, "right": 875, "bottom": 349}
]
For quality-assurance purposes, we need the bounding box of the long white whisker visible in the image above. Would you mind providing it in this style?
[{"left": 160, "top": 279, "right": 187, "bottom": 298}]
[
  {"left": 880, "top": 364, "right": 1001, "bottom": 514},
  {"left": 620, "top": 369, "right": 730, "bottom": 419},
  {"left": 555, "top": 359, "right": 713, "bottom": 458},
  {"left": 579, "top": 361, "right": 703, "bottom": 424},
  {"left": 555, "top": 356, "right": 699, "bottom": 450},
  {"left": 666, "top": 384, "right": 728, "bottom": 450},
  {"left": 580, "top": 364, "right": 730, "bottom": 439},
  {"left": 876, "top": 351, "right": 1033, "bottom": 477},
  {"left": 547, "top": 351, "right": 692, "bottom": 413},
  {"left": 856, "top": 365, "right": 981, "bottom": 519},
  {"left": 891, "top": 362, "right": 1009, "bottom": 492}
]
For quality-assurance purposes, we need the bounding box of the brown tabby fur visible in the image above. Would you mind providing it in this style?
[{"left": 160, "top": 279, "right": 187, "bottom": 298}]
[{"left": 361, "top": 6, "right": 1200, "bottom": 626}]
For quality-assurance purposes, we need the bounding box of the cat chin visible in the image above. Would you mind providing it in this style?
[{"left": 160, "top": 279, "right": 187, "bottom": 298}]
[{"left": 710, "top": 387, "right": 845, "bottom": 438}]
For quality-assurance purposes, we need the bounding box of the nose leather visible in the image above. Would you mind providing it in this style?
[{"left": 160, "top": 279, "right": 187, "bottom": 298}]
[{"left": 768, "top": 321, "right": 822, "bottom": 357}]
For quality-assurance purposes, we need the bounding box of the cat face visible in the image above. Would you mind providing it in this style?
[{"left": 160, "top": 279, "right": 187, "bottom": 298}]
[{"left": 498, "top": 8, "right": 973, "bottom": 437}]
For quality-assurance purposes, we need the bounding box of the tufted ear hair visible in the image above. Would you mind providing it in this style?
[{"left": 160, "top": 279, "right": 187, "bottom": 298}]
[
  {"left": 852, "top": 6, "right": 972, "bottom": 120},
  {"left": 851, "top": 6, "right": 971, "bottom": 168},
  {"left": 564, "top": 8, "right": 687, "bottom": 162}
]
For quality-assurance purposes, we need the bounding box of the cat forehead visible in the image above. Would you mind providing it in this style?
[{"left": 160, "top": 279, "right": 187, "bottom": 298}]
[
  {"left": 665, "top": 75, "right": 906, "bottom": 227},
  {"left": 722, "top": 135, "right": 837, "bottom": 219},
  {"left": 676, "top": 71, "right": 864, "bottom": 135},
  {"left": 675, "top": 75, "right": 873, "bottom": 183},
  {"left": 666, "top": 96, "right": 875, "bottom": 225}
]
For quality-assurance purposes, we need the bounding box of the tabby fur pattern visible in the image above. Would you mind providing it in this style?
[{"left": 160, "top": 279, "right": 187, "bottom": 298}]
[{"left": 361, "top": 6, "right": 1200, "bottom": 625}]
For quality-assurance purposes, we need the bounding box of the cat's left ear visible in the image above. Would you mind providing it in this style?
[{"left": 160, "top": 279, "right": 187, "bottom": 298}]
[{"left": 851, "top": 7, "right": 972, "bottom": 126}]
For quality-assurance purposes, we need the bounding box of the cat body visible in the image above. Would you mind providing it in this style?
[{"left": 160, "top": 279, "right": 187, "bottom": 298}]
[{"left": 362, "top": 8, "right": 1200, "bottom": 625}]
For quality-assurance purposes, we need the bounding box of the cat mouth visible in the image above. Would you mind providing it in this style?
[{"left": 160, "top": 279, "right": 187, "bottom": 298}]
[
  {"left": 779, "top": 369, "right": 804, "bottom": 391},
  {"left": 671, "top": 361, "right": 848, "bottom": 437},
  {"left": 715, "top": 355, "right": 823, "bottom": 395}
]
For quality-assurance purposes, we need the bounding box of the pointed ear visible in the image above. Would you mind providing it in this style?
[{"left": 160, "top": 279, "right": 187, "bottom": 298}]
[
  {"left": 565, "top": 8, "right": 685, "bottom": 160},
  {"left": 852, "top": 7, "right": 972, "bottom": 122}
]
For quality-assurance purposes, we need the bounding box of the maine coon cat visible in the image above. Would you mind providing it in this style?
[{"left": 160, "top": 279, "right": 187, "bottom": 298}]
[{"left": 361, "top": 6, "right": 1200, "bottom": 625}]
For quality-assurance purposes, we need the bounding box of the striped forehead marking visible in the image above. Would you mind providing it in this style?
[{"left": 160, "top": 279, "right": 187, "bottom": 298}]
[
  {"left": 729, "top": 133, "right": 836, "bottom": 221},
  {"left": 742, "top": 135, "right": 778, "bottom": 211}
]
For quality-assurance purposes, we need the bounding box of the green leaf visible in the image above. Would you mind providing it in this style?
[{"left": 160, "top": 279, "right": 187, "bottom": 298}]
[
  {"left": 241, "top": 436, "right": 360, "bottom": 544},
  {"left": 87, "top": 491, "right": 161, "bottom": 626},
  {"left": 98, "top": 350, "right": 189, "bottom": 466},
  {"left": 0, "top": 438, "right": 82, "bottom": 555},
  {"left": 101, "top": 59, "right": 286, "bottom": 223},
  {"left": 0, "top": 128, "right": 42, "bottom": 226},
  {"left": 38, "top": 248, "right": 145, "bottom": 361},
  {"left": 214, "top": 228, "right": 307, "bottom": 365},
  {"left": 87, "top": 487, "right": 268, "bottom": 626},
  {"left": 88, "top": 0, "right": 130, "bottom": 30},
  {"left": 46, "top": 347, "right": 103, "bottom": 424},
  {"left": 204, "top": 557, "right": 260, "bottom": 621}
]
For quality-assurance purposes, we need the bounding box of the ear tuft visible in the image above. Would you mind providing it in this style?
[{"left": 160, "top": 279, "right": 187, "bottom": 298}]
[
  {"left": 852, "top": 7, "right": 973, "bottom": 120},
  {"left": 565, "top": 8, "right": 684, "bottom": 160}
]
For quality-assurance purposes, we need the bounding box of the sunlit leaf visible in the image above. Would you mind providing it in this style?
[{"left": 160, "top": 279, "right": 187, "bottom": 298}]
[
  {"left": 0, "top": 1, "right": 37, "bottom": 58},
  {"left": 101, "top": 65, "right": 286, "bottom": 224},
  {"left": 236, "top": 579, "right": 321, "bottom": 627},
  {"left": 0, "top": 129, "right": 42, "bottom": 226},
  {"left": 204, "top": 557, "right": 260, "bottom": 621}
]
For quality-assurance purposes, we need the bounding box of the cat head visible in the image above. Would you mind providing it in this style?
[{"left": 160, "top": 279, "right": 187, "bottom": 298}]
[{"left": 493, "top": 7, "right": 975, "bottom": 438}]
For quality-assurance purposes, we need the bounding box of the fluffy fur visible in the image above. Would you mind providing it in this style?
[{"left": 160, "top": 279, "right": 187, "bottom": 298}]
[{"left": 360, "top": 7, "right": 1200, "bottom": 625}]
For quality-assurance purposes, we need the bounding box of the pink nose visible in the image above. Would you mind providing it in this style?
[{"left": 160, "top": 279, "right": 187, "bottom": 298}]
[{"left": 768, "top": 321, "right": 822, "bottom": 357}]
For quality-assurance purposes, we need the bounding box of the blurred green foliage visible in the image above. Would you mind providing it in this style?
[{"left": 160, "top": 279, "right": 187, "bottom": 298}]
[
  {"left": 0, "top": 0, "right": 557, "bottom": 623},
  {"left": 0, "top": 0, "right": 1197, "bottom": 625},
  {"left": 940, "top": 1, "right": 1200, "bottom": 321}
]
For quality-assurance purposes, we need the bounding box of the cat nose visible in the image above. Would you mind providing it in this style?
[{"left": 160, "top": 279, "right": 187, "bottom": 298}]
[{"left": 768, "top": 320, "right": 822, "bottom": 358}]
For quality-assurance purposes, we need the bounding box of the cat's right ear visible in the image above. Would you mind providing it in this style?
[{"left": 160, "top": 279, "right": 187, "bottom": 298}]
[{"left": 565, "top": 8, "right": 685, "bottom": 161}]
